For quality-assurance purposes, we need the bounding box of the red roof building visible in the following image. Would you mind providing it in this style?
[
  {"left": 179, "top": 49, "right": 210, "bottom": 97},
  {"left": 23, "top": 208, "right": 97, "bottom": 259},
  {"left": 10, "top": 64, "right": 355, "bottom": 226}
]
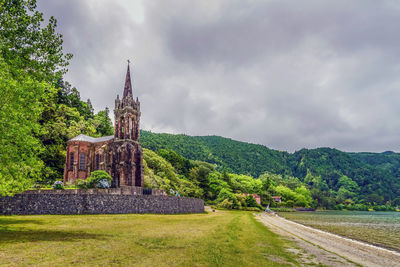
[{"left": 272, "top": 196, "right": 282, "bottom": 203}]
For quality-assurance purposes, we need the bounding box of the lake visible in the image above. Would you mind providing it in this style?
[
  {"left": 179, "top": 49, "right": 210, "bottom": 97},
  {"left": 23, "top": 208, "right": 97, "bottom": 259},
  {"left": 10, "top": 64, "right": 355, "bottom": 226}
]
[{"left": 279, "top": 210, "right": 400, "bottom": 252}]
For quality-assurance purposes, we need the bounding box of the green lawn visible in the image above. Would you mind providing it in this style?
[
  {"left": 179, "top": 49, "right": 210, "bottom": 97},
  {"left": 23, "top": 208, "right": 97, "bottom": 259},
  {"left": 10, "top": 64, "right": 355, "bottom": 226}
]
[{"left": 0, "top": 211, "right": 300, "bottom": 266}]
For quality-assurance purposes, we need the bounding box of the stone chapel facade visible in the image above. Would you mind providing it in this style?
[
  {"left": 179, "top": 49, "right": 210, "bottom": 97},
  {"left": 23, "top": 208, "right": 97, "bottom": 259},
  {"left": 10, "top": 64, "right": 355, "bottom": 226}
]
[{"left": 63, "top": 64, "right": 144, "bottom": 187}]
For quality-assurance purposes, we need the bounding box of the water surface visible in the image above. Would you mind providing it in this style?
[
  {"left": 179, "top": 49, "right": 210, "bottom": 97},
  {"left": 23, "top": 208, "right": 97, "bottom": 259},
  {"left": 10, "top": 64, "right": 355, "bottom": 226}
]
[{"left": 279, "top": 210, "right": 400, "bottom": 252}]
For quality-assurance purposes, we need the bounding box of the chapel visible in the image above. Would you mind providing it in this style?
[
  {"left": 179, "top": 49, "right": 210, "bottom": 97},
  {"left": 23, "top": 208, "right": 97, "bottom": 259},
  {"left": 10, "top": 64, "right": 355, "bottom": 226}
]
[{"left": 63, "top": 63, "right": 144, "bottom": 187}]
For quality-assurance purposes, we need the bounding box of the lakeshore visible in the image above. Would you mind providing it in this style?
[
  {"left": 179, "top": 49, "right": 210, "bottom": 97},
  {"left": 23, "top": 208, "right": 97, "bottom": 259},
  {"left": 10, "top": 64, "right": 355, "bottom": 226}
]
[
  {"left": 257, "top": 212, "right": 400, "bottom": 267},
  {"left": 279, "top": 210, "right": 400, "bottom": 252}
]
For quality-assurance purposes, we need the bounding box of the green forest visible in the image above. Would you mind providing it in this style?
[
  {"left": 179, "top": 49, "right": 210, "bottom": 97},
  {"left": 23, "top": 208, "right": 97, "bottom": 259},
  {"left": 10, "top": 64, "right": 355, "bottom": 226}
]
[
  {"left": 141, "top": 131, "right": 400, "bottom": 210},
  {"left": 1, "top": 1, "right": 399, "bottom": 211}
]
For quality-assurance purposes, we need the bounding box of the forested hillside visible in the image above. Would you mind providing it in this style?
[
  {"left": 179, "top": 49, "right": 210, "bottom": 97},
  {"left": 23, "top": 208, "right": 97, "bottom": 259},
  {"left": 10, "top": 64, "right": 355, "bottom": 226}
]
[
  {"left": 141, "top": 131, "right": 400, "bottom": 208},
  {"left": 141, "top": 131, "right": 291, "bottom": 176}
]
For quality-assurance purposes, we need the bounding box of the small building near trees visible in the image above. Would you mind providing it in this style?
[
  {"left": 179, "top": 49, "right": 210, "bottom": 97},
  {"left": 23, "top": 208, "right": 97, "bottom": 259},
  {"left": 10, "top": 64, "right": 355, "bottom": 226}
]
[{"left": 272, "top": 196, "right": 282, "bottom": 203}]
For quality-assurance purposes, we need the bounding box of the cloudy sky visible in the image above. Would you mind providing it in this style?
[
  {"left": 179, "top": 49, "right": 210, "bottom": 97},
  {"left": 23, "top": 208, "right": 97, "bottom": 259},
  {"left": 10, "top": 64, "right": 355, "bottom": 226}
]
[{"left": 37, "top": 0, "right": 400, "bottom": 152}]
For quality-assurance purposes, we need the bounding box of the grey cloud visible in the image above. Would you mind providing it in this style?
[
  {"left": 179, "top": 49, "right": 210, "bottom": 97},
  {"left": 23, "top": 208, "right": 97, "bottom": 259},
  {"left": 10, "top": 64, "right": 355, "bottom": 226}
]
[{"left": 37, "top": 0, "right": 400, "bottom": 152}]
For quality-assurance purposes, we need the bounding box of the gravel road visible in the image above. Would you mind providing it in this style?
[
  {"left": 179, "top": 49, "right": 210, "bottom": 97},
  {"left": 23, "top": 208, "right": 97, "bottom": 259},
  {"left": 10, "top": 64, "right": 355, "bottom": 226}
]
[{"left": 256, "top": 213, "right": 400, "bottom": 267}]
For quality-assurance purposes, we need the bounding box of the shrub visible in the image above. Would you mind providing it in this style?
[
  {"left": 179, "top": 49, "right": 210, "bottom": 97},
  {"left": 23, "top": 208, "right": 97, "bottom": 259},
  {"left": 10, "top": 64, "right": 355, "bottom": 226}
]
[
  {"left": 96, "top": 179, "right": 110, "bottom": 189},
  {"left": 75, "top": 179, "right": 89, "bottom": 189},
  {"left": 52, "top": 181, "right": 64, "bottom": 190},
  {"left": 76, "top": 171, "right": 112, "bottom": 189},
  {"left": 245, "top": 195, "right": 258, "bottom": 208},
  {"left": 282, "top": 200, "right": 294, "bottom": 207},
  {"left": 235, "top": 193, "right": 247, "bottom": 207},
  {"left": 217, "top": 198, "right": 234, "bottom": 209},
  {"left": 373, "top": 205, "right": 395, "bottom": 211},
  {"left": 87, "top": 170, "right": 112, "bottom": 184},
  {"left": 217, "top": 188, "right": 239, "bottom": 208}
]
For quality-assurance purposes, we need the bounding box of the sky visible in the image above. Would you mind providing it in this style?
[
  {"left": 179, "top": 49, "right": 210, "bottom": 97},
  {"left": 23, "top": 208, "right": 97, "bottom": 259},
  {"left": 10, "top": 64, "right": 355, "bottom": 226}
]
[{"left": 37, "top": 0, "right": 400, "bottom": 153}]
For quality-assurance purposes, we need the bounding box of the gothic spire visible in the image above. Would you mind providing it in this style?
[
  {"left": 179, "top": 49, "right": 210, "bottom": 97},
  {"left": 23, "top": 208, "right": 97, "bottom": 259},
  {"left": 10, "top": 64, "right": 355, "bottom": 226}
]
[{"left": 123, "top": 61, "right": 132, "bottom": 98}]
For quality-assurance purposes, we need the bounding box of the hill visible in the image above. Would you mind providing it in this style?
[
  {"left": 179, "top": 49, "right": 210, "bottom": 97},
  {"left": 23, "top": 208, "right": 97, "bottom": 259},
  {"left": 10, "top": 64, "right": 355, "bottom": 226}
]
[
  {"left": 140, "top": 131, "right": 291, "bottom": 176},
  {"left": 141, "top": 130, "right": 400, "bottom": 205}
]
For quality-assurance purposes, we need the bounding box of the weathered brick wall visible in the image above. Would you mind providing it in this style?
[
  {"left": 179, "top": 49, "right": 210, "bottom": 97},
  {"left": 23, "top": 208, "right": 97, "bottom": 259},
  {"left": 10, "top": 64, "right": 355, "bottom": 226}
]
[{"left": 0, "top": 190, "right": 204, "bottom": 215}]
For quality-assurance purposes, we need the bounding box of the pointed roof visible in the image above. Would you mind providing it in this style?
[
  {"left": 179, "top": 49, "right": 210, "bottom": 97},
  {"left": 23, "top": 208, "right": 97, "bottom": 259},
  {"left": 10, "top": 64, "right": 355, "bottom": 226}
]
[{"left": 123, "top": 63, "right": 133, "bottom": 98}]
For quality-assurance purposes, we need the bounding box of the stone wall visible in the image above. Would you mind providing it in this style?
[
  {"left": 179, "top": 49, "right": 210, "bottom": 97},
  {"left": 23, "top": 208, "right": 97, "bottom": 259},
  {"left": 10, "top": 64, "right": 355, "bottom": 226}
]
[
  {"left": 21, "top": 187, "right": 152, "bottom": 196},
  {"left": 0, "top": 190, "right": 204, "bottom": 215}
]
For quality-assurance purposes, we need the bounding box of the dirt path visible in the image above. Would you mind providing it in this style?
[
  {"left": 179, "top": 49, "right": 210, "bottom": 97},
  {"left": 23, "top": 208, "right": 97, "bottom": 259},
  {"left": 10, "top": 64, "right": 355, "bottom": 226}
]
[{"left": 255, "top": 213, "right": 400, "bottom": 267}]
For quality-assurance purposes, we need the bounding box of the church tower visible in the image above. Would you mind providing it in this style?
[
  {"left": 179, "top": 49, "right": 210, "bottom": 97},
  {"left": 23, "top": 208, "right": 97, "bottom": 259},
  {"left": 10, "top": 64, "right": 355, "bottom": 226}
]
[
  {"left": 109, "top": 63, "right": 144, "bottom": 187},
  {"left": 114, "top": 63, "right": 141, "bottom": 141}
]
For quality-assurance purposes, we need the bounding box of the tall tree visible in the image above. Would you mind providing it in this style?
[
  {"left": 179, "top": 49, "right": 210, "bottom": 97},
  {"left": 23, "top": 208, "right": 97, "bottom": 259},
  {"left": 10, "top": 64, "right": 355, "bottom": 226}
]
[
  {"left": 0, "top": 53, "right": 50, "bottom": 195},
  {"left": 0, "top": 0, "right": 72, "bottom": 84},
  {"left": 93, "top": 108, "right": 114, "bottom": 136},
  {"left": 0, "top": 0, "right": 72, "bottom": 194}
]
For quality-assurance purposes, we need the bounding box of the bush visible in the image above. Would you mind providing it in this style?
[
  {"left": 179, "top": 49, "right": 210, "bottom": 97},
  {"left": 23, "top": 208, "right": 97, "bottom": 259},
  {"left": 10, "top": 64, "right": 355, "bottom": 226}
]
[
  {"left": 373, "top": 205, "right": 395, "bottom": 211},
  {"left": 52, "top": 181, "right": 64, "bottom": 190},
  {"left": 282, "top": 200, "right": 294, "bottom": 207},
  {"left": 217, "top": 188, "right": 239, "bottom": 209},
  {"left": 96, "top": 179, "right": 110, "bottom": 189},
  {"left": 76, "top": 171, "right": 112, "bottom": 189},
  {"left": 75, "top": 179, "right": 89, "bottom": 189},
  {"left": 217, "top": 198, "right": 234, "bottom": 209},
  {"left": 245, "top": 195, "right": 259, "bottom": 208},
  {"left": 235, "top": 194, "right": 247, "bottom": 207}
]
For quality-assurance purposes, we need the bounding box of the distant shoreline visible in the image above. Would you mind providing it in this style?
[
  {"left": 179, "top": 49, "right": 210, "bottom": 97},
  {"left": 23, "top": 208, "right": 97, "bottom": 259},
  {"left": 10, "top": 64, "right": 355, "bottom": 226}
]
[
  {"left": 257, "top": 212, "right": 400, "bottom": 266},
  {"left": 279, "top": 209, "right": 400, "bottom": 252},
  {"left": 280, "top": 213, "right": 400, "bottom": 253}
]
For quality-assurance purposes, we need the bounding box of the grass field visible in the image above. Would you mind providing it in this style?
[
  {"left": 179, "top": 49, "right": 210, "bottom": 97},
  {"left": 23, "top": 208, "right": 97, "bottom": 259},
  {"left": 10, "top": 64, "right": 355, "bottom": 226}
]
[{"left": 0, "top": 211, "right": 301, "bottom": 266}]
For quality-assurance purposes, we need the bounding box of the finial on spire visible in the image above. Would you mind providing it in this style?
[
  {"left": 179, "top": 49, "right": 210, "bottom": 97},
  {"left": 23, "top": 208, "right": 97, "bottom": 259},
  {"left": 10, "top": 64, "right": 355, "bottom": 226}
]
[{"left": 123, "top": 61, "right": 133, "bottom": 98}]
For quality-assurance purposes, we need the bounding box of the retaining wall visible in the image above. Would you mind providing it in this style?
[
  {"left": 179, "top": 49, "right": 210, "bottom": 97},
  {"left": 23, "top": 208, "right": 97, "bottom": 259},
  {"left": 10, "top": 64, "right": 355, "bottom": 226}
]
[{"left": 0, "top": 189, "right": 204, "bottom": 215}]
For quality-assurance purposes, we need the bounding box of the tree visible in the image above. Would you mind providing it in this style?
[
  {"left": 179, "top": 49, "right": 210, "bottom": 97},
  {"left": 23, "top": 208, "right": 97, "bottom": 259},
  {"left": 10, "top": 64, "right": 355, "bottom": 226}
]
[
  {"left": 86, "top": 99, "right": 94, "bottom": 115},
  {"left": 0, "top": 54, "right": 50, "bottom": 195},
  {"left": 57, "top": 80, "right": 93, "bottom": 120},
  {"left": 93, "top": 108, "right": 114, "bottom": 136},
  {"left": 365, "top": 193, "right": 384, "bottom": 205},
  {"left": 229, "top": 173, "right": 262, "bottom": 194},
  {"left": 262, "top": 176, "right": 271, "bottom": 192},
  {"left": 158, "top": 149, "right": 192, "bottom": 176},
  {"left": 295, "top": 185, "right": 313, "bottom": 204},
  {"left": 0, "top": 0, "right": 72, "bottom": 84},
  {"left": 245, "top": 195, "right": 260, "bottom": 208},
  {"left": 392, "top": 197, "right": 400, "bottom": 207},
  {"left": 0, "top": 0, "right": 72, "bottom": 193},
  {"left": 189, "top": 165, "right": 212, "bottom": 194},
  {"left": 217, "top": 188, "right": 239, "bottom": 209},
  {"left": 222, "top": 169, "right": 230, "bottom": 183},
  {"left": 208, "top": 172, "right": 230, "bottom": 200},
  {"left": 39, "top": 102, "right": 97, "bottom": 182},
  {"left": 337, "top": 175, "right": 360, "bottom": 193}
]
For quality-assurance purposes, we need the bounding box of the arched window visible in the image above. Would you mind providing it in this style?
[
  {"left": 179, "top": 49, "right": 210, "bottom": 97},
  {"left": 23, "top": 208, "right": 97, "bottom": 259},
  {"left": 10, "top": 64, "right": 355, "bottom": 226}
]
[
  {"left": 69, "top": 152, "right": 74, "bottom": 170},
  {"left": 79, "top": 153, "right": 86, "bottom": 170},
  {"left": 95, "top": 154, "right": 100, "bottom": 170}
]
